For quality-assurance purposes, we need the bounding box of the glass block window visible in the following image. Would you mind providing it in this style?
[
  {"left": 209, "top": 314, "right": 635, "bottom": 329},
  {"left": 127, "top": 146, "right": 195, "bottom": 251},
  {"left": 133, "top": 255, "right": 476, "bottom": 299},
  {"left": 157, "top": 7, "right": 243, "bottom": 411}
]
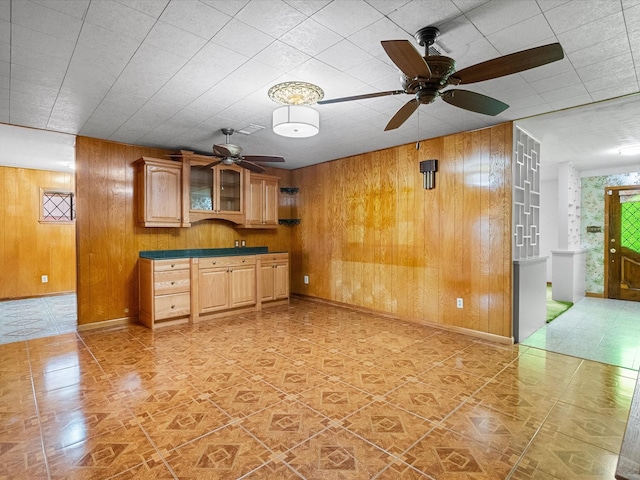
[{"left": 40, "top": 188, "right": 75, "bottom": 223}]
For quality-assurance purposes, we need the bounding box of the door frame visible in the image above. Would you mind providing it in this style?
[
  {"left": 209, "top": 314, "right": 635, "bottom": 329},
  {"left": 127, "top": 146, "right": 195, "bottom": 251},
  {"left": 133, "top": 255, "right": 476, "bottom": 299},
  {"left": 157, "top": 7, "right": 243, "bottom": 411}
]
[{"left": 604, "top": 185, "right": 640, "bottom": 299}]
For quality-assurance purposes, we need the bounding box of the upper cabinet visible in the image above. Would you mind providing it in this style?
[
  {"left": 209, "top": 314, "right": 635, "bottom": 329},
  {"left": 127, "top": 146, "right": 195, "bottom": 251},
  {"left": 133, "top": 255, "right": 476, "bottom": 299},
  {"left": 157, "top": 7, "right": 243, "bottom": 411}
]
[
  {"left": 240, "top": 173, "right": 279, "bottom": 228},
  {"left": 135, "top": 151, "right": 280, "bottom": 228},
  {"left": 188, "top": 162, "right": 246, "bottom": 224},
  {"left": 134, "top": 157, "right": 188, "bottom": 227}
]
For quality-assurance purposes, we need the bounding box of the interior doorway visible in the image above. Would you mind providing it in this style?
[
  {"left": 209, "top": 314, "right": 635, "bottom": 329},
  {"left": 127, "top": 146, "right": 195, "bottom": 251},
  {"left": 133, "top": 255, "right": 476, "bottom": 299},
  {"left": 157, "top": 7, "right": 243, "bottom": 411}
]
[{"left": 605, "top": 186, "right": 640, "bottom": 301}]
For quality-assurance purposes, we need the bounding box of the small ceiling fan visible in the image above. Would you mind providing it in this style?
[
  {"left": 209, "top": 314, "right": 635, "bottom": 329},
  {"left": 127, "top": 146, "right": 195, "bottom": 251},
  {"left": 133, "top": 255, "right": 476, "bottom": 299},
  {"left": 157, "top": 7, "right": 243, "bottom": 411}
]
[
  {"left": 207, "top": 128, "right": 285, "bottom": 173},
  {"left": 318, "top": 26, "right": 564, "bottom": 131}
]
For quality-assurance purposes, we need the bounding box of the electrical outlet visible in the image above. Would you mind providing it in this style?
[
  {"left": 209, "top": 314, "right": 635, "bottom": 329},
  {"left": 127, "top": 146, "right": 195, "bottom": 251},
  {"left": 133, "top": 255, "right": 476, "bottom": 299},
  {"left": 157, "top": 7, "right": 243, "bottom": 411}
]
[
  {"left": 41, "top": 275, "right": 48, "bottom": 283},
  {"left": 456, "top": 298, "right": 463, "bottom": 308},
  {"left": 304, "top": 275, "right": 309, "bottom": 285}
]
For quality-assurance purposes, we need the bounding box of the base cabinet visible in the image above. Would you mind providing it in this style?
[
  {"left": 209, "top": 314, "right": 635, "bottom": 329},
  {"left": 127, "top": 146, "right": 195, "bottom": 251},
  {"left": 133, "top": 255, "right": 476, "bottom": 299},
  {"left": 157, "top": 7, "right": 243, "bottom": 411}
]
[
  {"left": 259, "top": 253, "right": 289, "bottom": 302},
  {"left": 139, "top": 258, "right": 191, "bottom": 329},
  {"left": 197, "top": 256, "right": 256, "bottom": 315},
  {"left": 139, "top": 252, "right": 287, "bottom": 328}
]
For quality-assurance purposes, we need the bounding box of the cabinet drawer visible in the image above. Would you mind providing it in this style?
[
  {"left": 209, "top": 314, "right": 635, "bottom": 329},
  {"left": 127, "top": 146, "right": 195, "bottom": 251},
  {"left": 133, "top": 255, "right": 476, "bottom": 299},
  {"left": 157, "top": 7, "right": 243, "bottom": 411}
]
[
  {"left": 259, "top": 253, "right": 288, "bottom": 263},
  {"left": 199, "top": 255, "right": 256, "bottom": 270},
  {"left": 154, "top": 293, "right": 190, "bottom": 320},
  {"left": 154, "top": 258, "right": 190, "bottom": 272},
  {"left": 154, "top": 270, "right": 190, "bottom": 294}
]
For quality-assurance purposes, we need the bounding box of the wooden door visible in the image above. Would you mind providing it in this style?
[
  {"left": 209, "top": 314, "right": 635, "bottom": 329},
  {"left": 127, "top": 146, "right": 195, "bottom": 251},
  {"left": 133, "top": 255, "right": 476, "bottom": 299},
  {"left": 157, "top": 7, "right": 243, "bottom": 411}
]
[{"left": 606, "top": 187, "right": 640, "bottom": 301}]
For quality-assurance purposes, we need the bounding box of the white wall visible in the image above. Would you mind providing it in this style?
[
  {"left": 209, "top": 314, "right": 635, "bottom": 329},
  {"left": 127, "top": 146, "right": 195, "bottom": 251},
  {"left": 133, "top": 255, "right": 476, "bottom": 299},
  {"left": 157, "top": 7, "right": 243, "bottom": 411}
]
[{"left": 540, "top": 179, "right": 558, "bottom": 282}]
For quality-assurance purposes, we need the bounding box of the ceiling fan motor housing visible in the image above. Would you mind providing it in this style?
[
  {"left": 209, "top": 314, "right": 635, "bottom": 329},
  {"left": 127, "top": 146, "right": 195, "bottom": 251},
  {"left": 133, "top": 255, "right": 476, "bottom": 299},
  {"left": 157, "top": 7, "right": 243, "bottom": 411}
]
[{"left": 401, "top": 55, "right": 456, "bottom": 104}]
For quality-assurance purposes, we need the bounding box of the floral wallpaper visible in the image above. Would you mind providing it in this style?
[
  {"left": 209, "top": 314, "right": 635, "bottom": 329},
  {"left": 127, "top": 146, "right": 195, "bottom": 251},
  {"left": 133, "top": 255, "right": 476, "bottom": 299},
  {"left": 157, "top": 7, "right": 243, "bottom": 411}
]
[{"left": 581, "top": 172, "right": 640, "bottom": 294}]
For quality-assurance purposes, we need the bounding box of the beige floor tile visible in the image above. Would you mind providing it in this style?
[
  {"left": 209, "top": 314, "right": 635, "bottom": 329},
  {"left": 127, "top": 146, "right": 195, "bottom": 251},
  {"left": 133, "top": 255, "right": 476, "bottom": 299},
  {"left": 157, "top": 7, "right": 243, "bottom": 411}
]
[
  {"left": 517, "top": 426, "right": 620, "bottom": 479},
  {"left": 162, "top": 424, "right": 272, "bottom": 478},
  {"left": 384, "top": 379, "right": 470, "bottom": 422},
  {"left": 542, "top": 401, "right": 628, "bottom": 453},
  {"left": 402, "top": 426, "right": 518, "bottom": 479},
  {"left": 137, "top": 397, "right": 231, "bottom": 451},
  {"left": 283, "top": 426, "right": 393, "bottom": 479},
  {"left": 442, "top": 402, "right": 546, "bottom": 455},
  {"left": 205, "top": 378, "right": 288, "bottom": 419},
  {"left": 295, "top": 378, "right": 375, "bottom": 420},
  {"left": 341, "top": 401, "right": 434, "bottom": 455},
  {"left": 238, "top": 397, "right": 330, "bottom": 453}
]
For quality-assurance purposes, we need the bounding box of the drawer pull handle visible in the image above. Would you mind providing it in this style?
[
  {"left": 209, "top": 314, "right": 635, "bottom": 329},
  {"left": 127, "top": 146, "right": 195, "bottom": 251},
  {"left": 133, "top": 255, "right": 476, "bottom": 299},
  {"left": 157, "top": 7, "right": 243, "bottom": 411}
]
[
  {"left": 171, "top": 281, "right": 175, "bottom": 285},
  {"left": 171, "top": 264, "right": 175, "bottom": 268},
  {"left": 171, "top": 305, "right": 175, "bottom": 309},
  {"left": 242, "top": 259, "right": 246, "bottom": 263}
]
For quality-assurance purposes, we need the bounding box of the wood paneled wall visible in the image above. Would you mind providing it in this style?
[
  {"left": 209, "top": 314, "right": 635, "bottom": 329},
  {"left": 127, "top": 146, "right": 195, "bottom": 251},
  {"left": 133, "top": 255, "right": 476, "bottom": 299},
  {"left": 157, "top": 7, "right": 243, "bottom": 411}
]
[
  {"left": 75, "top": 136, "right": 292, "bottom": 326},
  {"left": 0, "top": 166, "right": 76, "bottom": 299},
  {"left": 290, "top": 123, "right": 513, "bottom": 339}
]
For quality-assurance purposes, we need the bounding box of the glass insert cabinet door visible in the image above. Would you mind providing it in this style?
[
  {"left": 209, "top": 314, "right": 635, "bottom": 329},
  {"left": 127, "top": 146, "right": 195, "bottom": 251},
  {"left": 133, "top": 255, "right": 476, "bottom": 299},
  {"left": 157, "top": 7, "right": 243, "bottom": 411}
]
[
  {"left": 190, "top": 165, "right": 213, "bottom": 210},
  {"left": 218, "top": 167, "right": 241, "bottom": 213}
]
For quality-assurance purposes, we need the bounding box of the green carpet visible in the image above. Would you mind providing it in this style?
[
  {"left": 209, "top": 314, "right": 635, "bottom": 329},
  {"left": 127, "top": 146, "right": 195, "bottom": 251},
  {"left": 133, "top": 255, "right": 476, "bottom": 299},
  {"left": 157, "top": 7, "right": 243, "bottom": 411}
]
[{"left": 546, "top": 285, "right": 573, "bottom": 323}]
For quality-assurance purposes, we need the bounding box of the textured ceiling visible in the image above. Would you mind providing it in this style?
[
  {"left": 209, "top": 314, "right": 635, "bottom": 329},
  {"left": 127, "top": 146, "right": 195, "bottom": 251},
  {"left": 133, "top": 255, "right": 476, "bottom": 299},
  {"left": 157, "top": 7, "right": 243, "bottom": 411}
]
[{"left": 1, "top": 0, "right": 640, "bottom": 177}]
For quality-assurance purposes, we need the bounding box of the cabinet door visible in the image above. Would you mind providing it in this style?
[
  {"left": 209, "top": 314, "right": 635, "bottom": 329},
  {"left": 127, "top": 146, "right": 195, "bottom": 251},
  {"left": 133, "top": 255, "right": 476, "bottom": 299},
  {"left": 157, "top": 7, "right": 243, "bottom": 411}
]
[
  {"left": 189, "top": 164, "right": 214, "bottom": 211},
  {"left": 260, "top": 264, "right": 275, "bottom": 301},
  {"left": 229, "top": 264, "right": 256, "bottom": 307},
  {"left": 137, "top": 160, "right": 182, "bottom": 227},
  {"left": 263, "top": 177, "right": 279, "bottom": 225},
  {"left": 246, "top": 175, "right": 264, "bottom": 225},
  {"left": 216, "top": 166, "right": 243, "bottom": 214},
  {"left": 199, "top": 268, "right": 230, "bottom": 313},
  {"left": 273, "top": 262, "right": 289, "bottom": 299}
]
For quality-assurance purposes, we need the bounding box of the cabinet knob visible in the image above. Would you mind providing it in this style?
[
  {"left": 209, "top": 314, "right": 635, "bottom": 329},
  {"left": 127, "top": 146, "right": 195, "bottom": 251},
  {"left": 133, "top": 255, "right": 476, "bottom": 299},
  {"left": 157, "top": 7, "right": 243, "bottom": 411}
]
[
  {"left": 171, "top": 305, "right": 175, "bottom": 309},
  {"left": 242, "top": 259, "right": 246, "bottom": 263},
  {"left": 171, "top": 281, "right": 175, "bottom": 285},
  {"left": 213, "top": 261, "right": 217, "bottom": 265},
  {"left": 171, "top": 264, "right": 175, "bottom": 268}
]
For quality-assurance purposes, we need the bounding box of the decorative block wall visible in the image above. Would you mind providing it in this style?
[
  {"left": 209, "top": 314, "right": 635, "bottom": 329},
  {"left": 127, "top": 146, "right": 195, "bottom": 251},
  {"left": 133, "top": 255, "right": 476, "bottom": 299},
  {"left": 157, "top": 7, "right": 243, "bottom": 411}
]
[
  {"left": 513, "top": 127, "right": 540, "bottom": 260},
  {"left": 566, "top": 164, "right": 581, "bottom": 250}
]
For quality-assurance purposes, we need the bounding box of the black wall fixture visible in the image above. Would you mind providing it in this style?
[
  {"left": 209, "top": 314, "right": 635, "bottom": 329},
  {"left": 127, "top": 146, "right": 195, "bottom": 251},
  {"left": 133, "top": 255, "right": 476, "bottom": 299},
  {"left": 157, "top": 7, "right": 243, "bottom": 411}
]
[{"left": 420, "top": 159, "right": 438, "bottom": 189}]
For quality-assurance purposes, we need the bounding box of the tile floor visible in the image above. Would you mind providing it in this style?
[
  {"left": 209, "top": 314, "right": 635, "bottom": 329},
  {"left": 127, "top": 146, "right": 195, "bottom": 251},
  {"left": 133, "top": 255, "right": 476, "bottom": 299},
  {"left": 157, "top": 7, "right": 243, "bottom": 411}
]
[
  {"left": 0, "top": 294, "right": 77, "bottom": 345},
  {"left": 0, "top": 298, "right": 637, "bottom": 479},
  {"left": 521, "top": 296, "right": 640, "bottom": 370}
]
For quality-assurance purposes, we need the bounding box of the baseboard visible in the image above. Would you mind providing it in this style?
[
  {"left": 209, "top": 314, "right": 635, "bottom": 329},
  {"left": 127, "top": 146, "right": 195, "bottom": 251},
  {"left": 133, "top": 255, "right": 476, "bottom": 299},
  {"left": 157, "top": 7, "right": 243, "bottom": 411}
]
[
  {"left": 77, "top": 316, "right": 137, "bottom": 331},
  {"left": 585, "top": 292, "right": 605, "bottom": 298},
  {"left": 0, "top": 291, "right": 75, "bottom": 302},
  {"left": 291, "top": 294, "right": 514, "bottom": 346}
]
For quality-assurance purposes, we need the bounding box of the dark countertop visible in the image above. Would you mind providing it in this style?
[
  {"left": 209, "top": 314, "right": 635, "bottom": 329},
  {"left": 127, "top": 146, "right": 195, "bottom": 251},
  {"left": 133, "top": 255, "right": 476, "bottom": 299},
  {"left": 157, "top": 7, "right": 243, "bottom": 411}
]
[{"left": 139, "top": 247, "right": 270, "bottom": 259}]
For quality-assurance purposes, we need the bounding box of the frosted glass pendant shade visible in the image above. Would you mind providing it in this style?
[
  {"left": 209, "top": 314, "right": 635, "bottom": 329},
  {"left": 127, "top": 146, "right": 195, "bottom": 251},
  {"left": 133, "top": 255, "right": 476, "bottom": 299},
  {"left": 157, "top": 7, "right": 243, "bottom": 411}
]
[{"left": 272, "top": 106, "right": 319, "bottom": 138}]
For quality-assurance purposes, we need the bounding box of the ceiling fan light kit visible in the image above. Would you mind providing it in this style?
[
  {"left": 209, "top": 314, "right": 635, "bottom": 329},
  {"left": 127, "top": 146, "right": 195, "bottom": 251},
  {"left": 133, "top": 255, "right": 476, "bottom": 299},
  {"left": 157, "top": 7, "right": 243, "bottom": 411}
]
[{"left": 317, "top": 26, "right": 564, "bottom": 131}]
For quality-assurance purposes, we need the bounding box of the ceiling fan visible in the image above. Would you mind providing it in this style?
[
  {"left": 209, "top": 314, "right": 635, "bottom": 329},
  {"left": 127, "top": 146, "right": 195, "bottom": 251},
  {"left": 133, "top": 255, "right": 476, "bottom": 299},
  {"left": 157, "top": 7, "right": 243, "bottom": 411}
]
[
  {"left": 207, "top": 128, "right": 285, "bottom": 173},
  {"left": 317, "top": 26, "right": 564, "bottom": 131}
]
